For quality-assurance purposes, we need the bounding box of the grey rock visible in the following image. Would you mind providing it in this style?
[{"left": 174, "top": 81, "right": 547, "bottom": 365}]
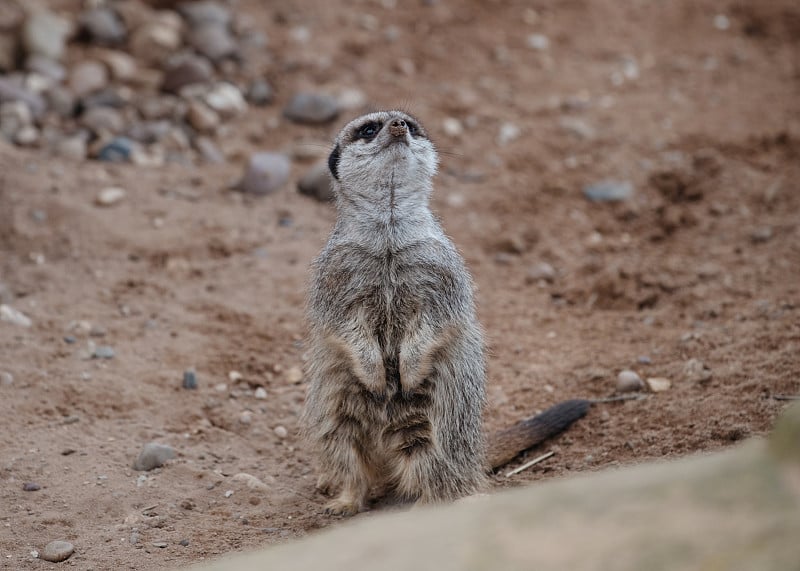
[
  {"left": 751, "top": 226, "right": 773, "bottom": 243},
  {"left": 283, "top": 92, "right": 339, "bottom": 124},
  {"left": 178, "top": 1, "right": 232, "bottom": 27},
  {"left": 129, "top": 17, "right": 182, "bottom": 66},
  {"left": 161, "top": 53, "right": 213, "bottom": 94},
  {"left": 194, "top": 136, "right": 225, "bottom": 163},
  {"left": 182, "top": 369, "right": 198, "bottom": 390},
  {"left": 45, "top": 86, "right": 76, "bottom": 118},
  {"left": 186, "top": 100, "right": 219, "bottom": 132},
  {"left": 40, "top": 540, "right": 74, "bottom": 563},
  {"left": 14, "top": 125, "right": 39, "bottom": 146},
  {"left": 526, "top": 262, "right": 556, "bottom": 283},
  {"left": 69, "top": 60, "right": 109, "bottom": 98},
  {"left": 54, "top": 133, "right": 88, "bottom": 160},
  {"left": 97, "top": 137, "right": 135, "bottom": 162},
  {"left": 583, "top": 180, "right": 633, "bottom": 202},
  {"left": 204, "top": 82, "right": 246, "bottom": 116},
  {"left": 22, "top": 9, "right": 71, "bottom": 61},
  {"left": 179, "top": 539, "right": 190, "bottom": 547},
  {"left": 152, "top": 541, "right": 168, "bottom": 548},
  {"left": 0, "top": 101, "right": 32, "bottom": 140},
  {"left": 616, "top": 370, "right": 644, "bottom": 393},
  {"left": 133, "top": 442, "right": 176, "bottom": 471},
  {"left": 297, "top": 161, "right": 334, "bottom": 202},
  {"left": 127, "top": 120, "right": 172, "bottom": 144},
  {"left": 23, "top": 481, "right": 41, "bottom": 491},
  {"left": 79, "top": 7, "right": 127, "bottom": 45},
  {"left": 0, "top": 371, "right": 13, "bottom": 385},
  {"left": 92, "top": 345, "right": 115, "bottom": 359},
  {"left": 25, "top": 55, "right": 66, "bottom": 82},
  {"left": 81, "top": 106, "right": 125, "bottom": 135},
  {"left": 247, "top": 79, "right": 273, "bottom": 107},
  {"left": 236, "top": 152, "right": 291, "bottom": 196},
  {"left": 96, "top": 50, "right": 137, "bottom": 82},
  {"left": 81, "top": 87, "right": 129, "bottom": 109},
  {"left": 637, "top": 355, "right": 652, "bottom": 365},
  {"left": 189, "top": 24, "right": 237, "bottom": 62},
  {"left": 0, "top": 304, "right": 32, "bottom": 327},
  {"left": 0, "top": 76, "right": 46, "bottom": 117}
]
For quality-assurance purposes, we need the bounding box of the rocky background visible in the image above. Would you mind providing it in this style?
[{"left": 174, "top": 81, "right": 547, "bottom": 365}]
[{"left": 0, "top": 0, "right": 799, "bottom": 569}]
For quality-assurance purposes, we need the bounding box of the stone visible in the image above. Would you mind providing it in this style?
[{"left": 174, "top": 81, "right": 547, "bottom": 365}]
[
  {"left": 69, "top": 61, "right": 109, "bottom": 98},
  {"left": 14, "top": 125, "right": 39, "bottom": 146},
  {"left": 129, "top": 15, "right": 183, "bottom": 66},
  {"left": 0, "top": 371, "right": 12, "bottom": 386},
  {"left": 95, "top": 187, "right": 127, "bottom": 206},
  {"left": 232, "top": 472, "right": 270, "bottom": 491},
  {"left": 0, "top": 101, "right": 32, "bottom": 139},
  {"left": 616, "top": 370, "right": 644, "bottom": 393},
  {"left": 188, "top": 24, "right": 237, "bottom": 62},
  {"left": 286, "top": 366, "right": 303, "bottom": 384},
  {"left": 92, "top": 345, "right": 115, "bottom": 359},
  {"left": 182, "top": 369, "right": 198, "bottom": 390},
  {"left": 645, "top": 377, "right": 672, "bottom": 392},
  {"left": 526, "top": 262, "right": 556, "bottom": 283},
  {"left": 194, "top": 136, "right": 224, "bottom": 163},
  {"left": 297, "top": 161, "right": 334, "bottom": 202},
  {"left": 583, "top": 180, "right": 633, "bottom": 202},
  {"left": 274, "top": 425, "right": 288, "bottom": 439},
  {"left": 127, "top": 120, "right": 171, "bottom": 144},
  {"left": 40, "top": 540, "right": 74, "bottom": 563},
  {"left": 132, "top": 442, "right": 176, "bottom": 471},
  {"left": 96, "top": 137, "right": 135, "bottom": 162},
  {"left": 54, "top": 134, "right": 88, "bottom": 160},
  {"left": 23, "top": 482, "right": 41, "bottom": 491},
  {"left": 178, "top": 2, "right": 232, "bottom": 27},
  {"left": 247, "top": 79, "right": 273, "bottom": 106},
  {"left": 45, "top": 87, "right": 76, "bottom": 118},
  {"left": 81, "top": 106, "right": 125, "bottom": 135},
  {"left": 22, "top": 9, "right": 71, "bottom": 61},
  {"left": 283, "top": 92, "right": 340, "bottom": 124},
  {"left": 204, "top": 82, "right": 247, "bottom": 116},
  {"left": 0, "top": 77, "right": 46, "bottom": 117},
  {"left": 236, "top": 152, "right": 291, "bottom": 196},
  {"left": 186, "top": 100, "right": 219, "bottom": 132},
  {"left": 80, "top": 87, "right": 129, "bottom": 110},
  {"left": 497, "top": 122, "right": 520, "bottom": 146},
  {"left": 751, "top": 227, "right": 773, "bottom": 243},
  {"left": 79, "top": 7, "right": 127, "bottom": 45},
  {"left": 559, "top": 117, "right": 595, "bottom": 140},
  {"left": 526, "top": 33, "right": 550, "bottom": 50},
  {"left": 96, "top": 50, "right": 138, "bottom": 82},
  {"left": 161, "top": 53, "right": 213, "bottom": 93},
  {"left": 254, "top": 387, "right": 267, "bottom": 399},
  {"left": 25, "top": 55, "right": 66, "bottom": 82},
  {"left": 0, "top": 304, "right": 32, "bottom": 327}
]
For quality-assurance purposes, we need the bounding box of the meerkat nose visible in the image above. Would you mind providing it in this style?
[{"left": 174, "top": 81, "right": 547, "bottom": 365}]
[{"left": 389, "top": 118, "right": 408, "bottom": 137}]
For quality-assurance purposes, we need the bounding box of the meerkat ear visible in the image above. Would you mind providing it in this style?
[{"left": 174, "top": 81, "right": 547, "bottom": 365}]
[{"left": 328, "top": 144, "right": 341, "bottom": 180}]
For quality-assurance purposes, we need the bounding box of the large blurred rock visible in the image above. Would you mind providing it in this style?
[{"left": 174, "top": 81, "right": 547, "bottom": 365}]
[
  {"left": 161, "top": 53, "right": 213, "bottom": 93},
  {"left": 188, "top": 24, "right": 237, "bottom": 62},
  {"left": 79, "top": 7, "right": 127, "bottom": 45},
  {"left": 69, "top": 61, "right": 109, "bottom": 98},
  {"left": 129, "top": 12, "right": 183, "bottom": 66},
  {"left": 0, "top": 76, "right": 46, "bottom": 117},
  {"left": 283, "top": 92, "right": 340, "bottom": 124},
  {"left": 236, "top": 152, "right": 291, "bottom": 196},
  {"left": 192, "top": 406, "right": 800, "bottom": 571},
  {"left": 298, "top": 161, "right": 334, "bottom": 202},
  {"left": 22, "top": 9, "right": 72, "bottom": 61}
]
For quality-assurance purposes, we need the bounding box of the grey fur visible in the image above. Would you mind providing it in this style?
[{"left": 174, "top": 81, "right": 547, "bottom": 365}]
[{"left": 302, "top": 110, "right": 487, "bottom": 515}]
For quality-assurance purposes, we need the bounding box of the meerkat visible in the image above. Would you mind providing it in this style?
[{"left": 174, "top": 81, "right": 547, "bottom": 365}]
[{"left": 302, "top": 110, "right": 589, "bottom": 516}]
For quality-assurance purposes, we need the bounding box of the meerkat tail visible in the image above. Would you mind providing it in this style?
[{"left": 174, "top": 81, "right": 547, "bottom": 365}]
[{"left": 487, "top": 399, "right": 591, "bottom": 471}]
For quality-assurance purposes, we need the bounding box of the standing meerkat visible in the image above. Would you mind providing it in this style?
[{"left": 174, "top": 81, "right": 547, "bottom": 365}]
[{"left": 303, "top": 110, "right": 589, "bottom": 516}]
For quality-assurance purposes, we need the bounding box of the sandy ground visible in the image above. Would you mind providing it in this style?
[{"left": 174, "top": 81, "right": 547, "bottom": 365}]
[{"left": 1, "top": 0, "right": 799, "bottom": 569}]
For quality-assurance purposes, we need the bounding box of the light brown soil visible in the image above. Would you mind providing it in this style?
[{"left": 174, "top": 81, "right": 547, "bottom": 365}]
[{"left": 1, "top": 0, "right": 799, "bottom": 569}]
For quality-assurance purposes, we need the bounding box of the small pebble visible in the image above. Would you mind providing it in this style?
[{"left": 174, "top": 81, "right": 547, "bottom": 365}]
[
  {"left": 23, "top": 482, "right": 41, "bottom": 491},
  {"left": 247, "top": 79, "right": 273, "bottom": 106},
  {"left": 526, "top": 262, "right": 556, "bottom": 283},
  {"left": 0, "top": 304, "right": 32, "bottom": 327},
  {"left": 497, "top": 123, "right": 520, "bottom": 146},
  {"left": 0, "top": 371, "right": 13, "bottom": 385},
  {"left": 583, "top": 180, "right": 633, "bottom": 202},
  {"left": 297, "top": 161, "right": 334, "bottom": 202},
  {"left": 40, "top": 540, "right": 74, "bottom": 563},
  {"left": 750, "top": 227, "right": 773, "bottom": 243},
  {"left": 95, "top": 187, "right": 127, "bottom": 207},
  {"left": 283, "top": 92, "right": 340, "bottom": 124},
  {"left": 182, "top": 369, "right": 198, "bottom": 390},
  {"left": 96, "top": 137, "right": 135, "bottom": 162},
  {"left": 239, "top": 410, "right": 253, "bottom": 424},
  {"left": 161, "top": 53, "right": 213, "bottom": 94},
  {"left": 526, "top": 33, "right": 550, "bottom": 51},
  {"left": 129, "top": 531, "right": 140, "bottom": 545},
  {"left": 92, "top": 345, "right": 115, "bottom": 359},
  {"left": 152, "top": 541, "right": 168, "bottom": 549},
  {"left": 274, "top": 425, "right": 288, "bottom": 439},
  {"left": 684, "top": 358, "right": 712, "bottom": 384},
  {"left": 215, "top": 382, "right": 228, "bottom": 393},
  {"left": 224, "top": 489, "right": 234, "bottom": 498},
  {"left": 179, "top": 539, "right": 189, "bottom": 547},
  {"left": 646, "top": 377, "right": 672, "bottom": 392},
  {"left": 204, "top": 82, "right": 246, "bottom": 116},
  {"left": 285, "top": 366, "right": 303, "bottom": 384},
  {"left": 254, "top": 387, "right": 267, "bottom": 400},
  {"left": 616, "top": 370, "right": 644, "bottom": 393},
  {"left": 228, "top": 371, "right": 243, "bottom": 382},
  {"left": 132, "top": 442, "right": 176, "bottom": 471},
  {"left": 236, "top": 152, "right": 291, "bottom": 196},
  {"left": 637, "top": 355, "right": 652, "bottom": 365}
]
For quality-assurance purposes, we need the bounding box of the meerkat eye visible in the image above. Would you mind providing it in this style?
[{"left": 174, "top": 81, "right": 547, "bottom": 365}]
[
  {"left": 355, "top": 121, "right": 381, "bottom": 140},
  {"left": 407, "top": 121, "right": 419, "bottom": 136}
]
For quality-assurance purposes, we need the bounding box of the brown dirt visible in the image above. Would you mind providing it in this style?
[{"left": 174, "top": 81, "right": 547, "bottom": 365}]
[{"left": 1, "top": 0, "right": 799, "bottom": 569}]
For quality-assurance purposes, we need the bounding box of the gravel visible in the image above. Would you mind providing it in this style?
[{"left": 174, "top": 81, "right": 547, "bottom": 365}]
[
  {"left": 132, "top": 442, "right": 176, "bottom": 471},
  {"left": 283, "top": 92, "right": 340, "bottom": 124},
  {"left": 40, "top": 540, "right": 75, "bottom": 563},
  {"left": 236, "top": 152, "right": 291, "bottom": 195}
]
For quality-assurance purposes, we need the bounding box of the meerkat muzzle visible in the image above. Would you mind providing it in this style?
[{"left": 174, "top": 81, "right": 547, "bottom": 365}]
[{"left": 388, "top": 118, "right": 409, "bottom": 138}]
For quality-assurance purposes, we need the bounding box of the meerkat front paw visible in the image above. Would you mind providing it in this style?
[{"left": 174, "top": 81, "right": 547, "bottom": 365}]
[{"left": 316, "top": 474, "right": 335, "bottom": 495}]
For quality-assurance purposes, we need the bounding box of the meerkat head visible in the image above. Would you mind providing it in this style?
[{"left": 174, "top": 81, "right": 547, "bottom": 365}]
[{"left": 327, "top": 110, "right": 438, "bottom": 206}]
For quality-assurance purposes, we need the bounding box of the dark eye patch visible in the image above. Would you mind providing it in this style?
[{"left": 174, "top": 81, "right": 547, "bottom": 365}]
[
  {"left": 355, "top": 121, "right": 382, "bottom": 140},
  {"left": 328, "top": 144, "right": 341, "bottom": 180}
]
